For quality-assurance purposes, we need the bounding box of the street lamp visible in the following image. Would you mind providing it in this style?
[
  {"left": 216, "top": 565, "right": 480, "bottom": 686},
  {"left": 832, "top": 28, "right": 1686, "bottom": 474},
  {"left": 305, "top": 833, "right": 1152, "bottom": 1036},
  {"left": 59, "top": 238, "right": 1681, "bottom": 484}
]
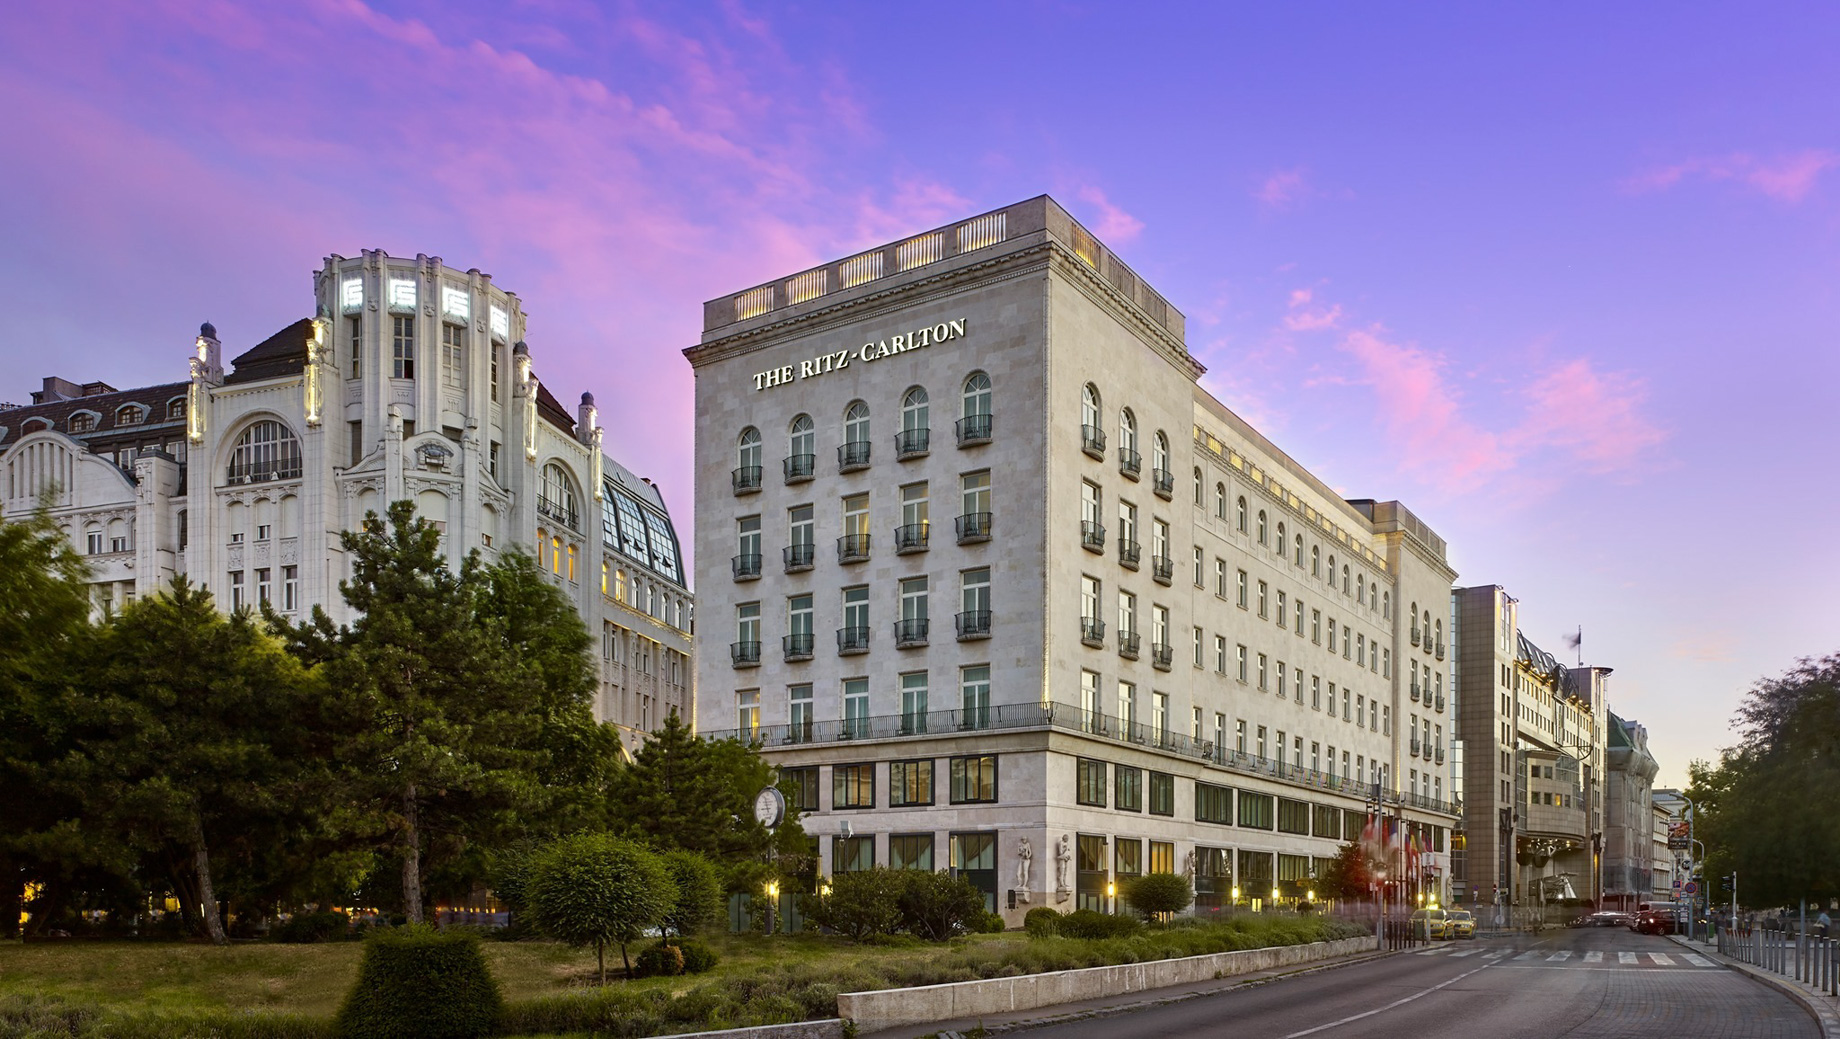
[
  {"left": 764, "top": 879, "right": 779, "bottom": 935},
  {"left": 1231, "top": 885, "right": 1241, "bottom": 909},
  {"left": 1106, "top": 880, "right": 1116, "bottom": 915}
]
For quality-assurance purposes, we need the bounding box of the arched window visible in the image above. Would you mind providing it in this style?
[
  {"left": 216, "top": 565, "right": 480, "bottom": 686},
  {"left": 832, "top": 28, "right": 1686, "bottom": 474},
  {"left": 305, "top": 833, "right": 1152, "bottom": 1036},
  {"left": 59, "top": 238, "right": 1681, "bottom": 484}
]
[
  {"left": 1311, "top": 545, "right": 1320, "bottom": 576},
  {"left": 1327, "top": 554, "right": 1337, "bottom": 583},
  {"left": 68, "top": 412, "right": 96, "bottom": 433},
  {"left": 1080, "top": 384, "right": 1101, "bottom": 430},
  {"left": 116, "top": 405, "right": 144, "bottom": 426},
  {"left": 1295, "top": 534, "right": 1304, "bottom": 567},
  {"left": 226, "top": 420, "right": 301, "bottom": 484},
  {"left": 540, "top": 462, "right": 579, "bottom": 529},
  {"left": 899, "top": 387, "right": 930, "bottom": 455},
  {"left": 21, "top": 418, "right": 50, "bottom": 434},
  {"left": 1236, "top": 496, "right": 1248, "bottom": 533},
  {"left": 1257, "top": 510, "right": 1268, "bottom": 545},
  {"left": 962, "top": 372, "right": 991, "bottom": 418},
  {"left": 789, "top": 414, "right": 814, "bottom": 459},
  {"left": 1383, "top": 591, "right": 1391, "bottom": 620},
  {"left": 737, "top": 427, "right": 762, "bottom": 470},
  {"left": 1276, "top": 521, "right": 1285, "bottom": 554},
  {"left": 1435, "top": 619, "right": 1443, "bottom": 645},
  {"left": 845, "top": 401, "right": 870, "bottom": 445},
  {"left": 1152, "top": 431, "right": 1169, "bottom": 475},
  {"left": 615, "top": 569, "right": 628, "bottom": 603},
  {"left": 1343, "top": 565, "right": 1351, "bottom": 595},
  {"left": 1193, "top": 467, "right": 1203, "bottom": 505},
  {"left": 1357, "top": 576, "right": 1366, "bottom": 604},
  {"left": 1119, "top": 409, "right": 1137, "bottom": 454},
  {"left": 1215, "top": 483, "right": 1226, "bottom": 518}
]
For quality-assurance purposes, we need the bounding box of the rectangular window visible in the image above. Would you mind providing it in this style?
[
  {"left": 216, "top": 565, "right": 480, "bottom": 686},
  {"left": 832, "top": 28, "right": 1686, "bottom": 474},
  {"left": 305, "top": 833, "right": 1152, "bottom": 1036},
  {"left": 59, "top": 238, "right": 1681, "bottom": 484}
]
[
  {"left": 1215, "top": 558, "right": 1227, "bottom": 596},
  {"left": 961, "top": 470, "right": 990, "bottom": 518},
  {"left": 442, "top": 323, "right": 465, "bottom": 389},
  {"left": 1238, "top": 791, "right": 1275, "bottom": 830},
  {"left": 1214, "top": 635, "right": 1227, "bottom": 673},
  {"left": 961, "top": 664, "right": 991, "bottom": 728},
  {"left": 1257, "top": 580, "right": 1268, "bottom": 618},
  {"left": 961, "top": 567, "right": 990, "bottom": 620},
  {"left": 1237, "top": 644, "right": 1248, "bottom": 682},
  {"left": 833, "top": 763, "right": 875, "bottom": 809},
  {"left": 255, "top": 568, "right": 271, "bottom": 605},
  {"left": 899, "top": 670, "right": 928, "bottom": 733},
  {"left": 901, "top": 481, "right": 929, "bottom": 536},
  {"left": 229, "top": 570, "right": 245, "bottom": 611},
  {"left": 834, "top": 834, "right": 875, "bottom": 872},
  {"left": 1115, "top": 838, "right": 1142, "bottom": 879},
  {"left": 1312, "top": 675, "right": 1321, "bottom": 710},
  {"left": 843, "top": 493, "right": 869, "bottom": 538},
  {"left": 86, "top": 532, "right": 103, "bottom": 554},
  {"left": 1237, "top": 569, "right": 1248, "bottom": 608},
  {"left": 1193, "top": 626, "right": 1204, "bottom": 667},
  {"left": 282, "top": 565, "right": 298, "bottom": 611},
  {"left": 1197, "top": 781, "right": 1234, "bottom": 824},
  {"left": 736, "top": 689, "right": 759, "bottom": 735},
  {"left": 889, "top": 759, "right": 934, "bottom": 807},
  {"left": 789, "top": 503, "right": 814, "bottom": 549},
  {"left": 1081, "top": 574, "right": 1101, "bottom": 627},
  {"left": 348, "top": 316, "right": 362, "bottom": 378},
  {"left": 1276, "top": 590, "right": 1286, "bottom": 627},
  {"left": 1148, "top": 771, "right": 1174, "bottom": 816},
  {"left": 1117, "top": 680, "right": 1137, "bottom": 728},
  {"left": 1076, "top": 758, "right": 1108, "bottom": 806},
  {"left": 782, "top": 766, "right": 819, "bottom": 812},
  {"left": 890, "top": 834, "right": 934, "bottom": 871},
  {"left": 1312, "top": 609, "right": 1321, "bottom": 643},
  {"left": 1277, "top": 798, "right": 1311, "bottom": 835},
  {"left": 950, "top": 755, "right": 999, "bottom": 804},
  {"left": 490, "top": 345, "right": 499, "bottom": 402},
  {"left": 842, "top": 676, "right": 869, "bottom": 737},
  {"left": 1081, "top": 479, "right": 1101, "bottom": 527},
  {"left": 789, "top": 682, "right": 813, "bottom": 741},
  {"left": 1148, "top": 841, "right": 1175, "bottom": 875},
  {"left": 1115, "top": 764, "right": 1143, "bottom": 811},
  {"left": 1328, "top": 619, "right": 1337, "bottom": 654},
  {"left": 1193, "top": 546, "right": 1204, "bottom": 586},
  {"left": 392, "top": 315, "right": 415, "bottom": 378}
]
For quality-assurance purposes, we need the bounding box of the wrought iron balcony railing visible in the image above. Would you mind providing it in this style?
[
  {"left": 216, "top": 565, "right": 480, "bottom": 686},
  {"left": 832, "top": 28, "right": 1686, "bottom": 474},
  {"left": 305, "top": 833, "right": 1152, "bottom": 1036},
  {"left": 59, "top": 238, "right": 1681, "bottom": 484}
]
[
  {"left": 731, "top": 466, "right": 763, "bottom": 494},
  {"left": 957, "top": 413, "right": 993, "bottom": 446}
]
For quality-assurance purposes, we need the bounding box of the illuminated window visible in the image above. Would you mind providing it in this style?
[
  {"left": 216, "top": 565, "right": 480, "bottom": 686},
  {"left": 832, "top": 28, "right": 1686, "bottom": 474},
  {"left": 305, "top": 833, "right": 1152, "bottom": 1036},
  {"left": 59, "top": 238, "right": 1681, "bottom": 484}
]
[
  {"left": 441, "top": 285, "right": 470, "bottom": 321},
  {"left": 341, "top": 278, "right": 363, "bottom": 310},
  {"left": 389, "top": 278, "right": 417, "bottom": 309},
  {"left": 550, "top": 536, "right": 564, "bottom": 575},
  {"left": 490, "top": 305, "right": 510, "bottom": 340}
]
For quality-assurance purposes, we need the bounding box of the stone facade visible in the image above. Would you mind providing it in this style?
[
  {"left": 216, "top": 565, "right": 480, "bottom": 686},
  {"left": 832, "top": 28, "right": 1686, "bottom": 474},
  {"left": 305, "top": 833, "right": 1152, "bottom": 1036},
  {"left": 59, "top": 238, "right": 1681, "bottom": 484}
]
[
  {"left": 685, "top": 196, "right": 1460, "bottom": 925},
  {"left": 0, "top": 251, "right": 692, "bottom": 755},
  {"left": 1604, "top": 712, "right": 1660, "bottom": 910}
]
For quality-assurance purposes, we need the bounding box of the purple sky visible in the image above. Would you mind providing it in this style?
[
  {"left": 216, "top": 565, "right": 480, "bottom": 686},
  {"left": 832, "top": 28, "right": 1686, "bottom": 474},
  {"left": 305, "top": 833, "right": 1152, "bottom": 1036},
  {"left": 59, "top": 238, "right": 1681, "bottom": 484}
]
[{"left": 4, "top": 3, "right": 1835, "bottom": 784}]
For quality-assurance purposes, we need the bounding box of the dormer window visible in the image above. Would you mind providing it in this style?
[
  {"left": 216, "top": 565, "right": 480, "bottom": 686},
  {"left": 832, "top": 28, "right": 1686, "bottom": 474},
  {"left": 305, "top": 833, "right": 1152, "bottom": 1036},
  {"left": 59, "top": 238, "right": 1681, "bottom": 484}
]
[
  {"left": 116, "top": 404, "right": 145, "bottom": 426},
  {"left": 68, "top": 412, "right": 96, "bottom": 433},
  {"left": 167, "top": 399, "right": 185, "bottom": 420}
]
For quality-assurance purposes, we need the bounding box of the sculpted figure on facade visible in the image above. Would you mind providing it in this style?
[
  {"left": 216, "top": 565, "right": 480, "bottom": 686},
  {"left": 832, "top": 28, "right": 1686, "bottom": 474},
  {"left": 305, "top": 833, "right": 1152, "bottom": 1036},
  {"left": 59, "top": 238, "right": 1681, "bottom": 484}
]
[
  {"left": 1015, "top": 836, "right": 1033, "bottom": 902},
  {"left": 1055, "top": 833, "right": 1072, "bottom": 902}
]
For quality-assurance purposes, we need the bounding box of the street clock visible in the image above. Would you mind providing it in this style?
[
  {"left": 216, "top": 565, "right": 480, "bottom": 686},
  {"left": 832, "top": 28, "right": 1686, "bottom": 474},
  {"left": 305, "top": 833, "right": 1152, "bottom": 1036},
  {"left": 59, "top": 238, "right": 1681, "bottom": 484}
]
[{"left": 753, "top": 786, "right": 786, "bottom": 831}]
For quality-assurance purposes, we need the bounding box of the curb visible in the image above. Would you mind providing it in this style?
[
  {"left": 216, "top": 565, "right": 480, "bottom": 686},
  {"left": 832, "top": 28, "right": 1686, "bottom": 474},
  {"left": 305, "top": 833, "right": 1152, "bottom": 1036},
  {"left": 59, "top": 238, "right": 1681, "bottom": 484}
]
[{"left": 1666, "top": 935, "right": 1840, "bottom": 1039}]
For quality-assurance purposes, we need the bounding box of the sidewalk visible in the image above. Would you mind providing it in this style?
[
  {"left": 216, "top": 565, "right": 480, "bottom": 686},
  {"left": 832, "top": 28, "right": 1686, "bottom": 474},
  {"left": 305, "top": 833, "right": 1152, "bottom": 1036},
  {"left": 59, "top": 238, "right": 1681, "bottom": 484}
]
[
  {"left": 1668, "top": 933, "right": 1840, "bottom": 1039},
  {"left": 859, "top": 948, "right": 1393, "bottom": 1039}
]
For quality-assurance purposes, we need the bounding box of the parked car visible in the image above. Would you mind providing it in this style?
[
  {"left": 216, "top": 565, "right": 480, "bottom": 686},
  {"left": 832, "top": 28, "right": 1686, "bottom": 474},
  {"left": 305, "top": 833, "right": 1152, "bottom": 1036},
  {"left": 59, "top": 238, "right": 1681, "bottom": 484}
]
[{"left": 1446, "top": 909, "right": 1476, "bottom": 938}]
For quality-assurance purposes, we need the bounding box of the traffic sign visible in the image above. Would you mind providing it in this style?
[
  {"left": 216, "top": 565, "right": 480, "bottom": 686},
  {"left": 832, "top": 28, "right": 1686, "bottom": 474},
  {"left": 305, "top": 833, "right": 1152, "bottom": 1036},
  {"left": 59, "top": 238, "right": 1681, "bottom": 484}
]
[{"left": 1683, "top": 881, "right": 1698, "bottom": 896}]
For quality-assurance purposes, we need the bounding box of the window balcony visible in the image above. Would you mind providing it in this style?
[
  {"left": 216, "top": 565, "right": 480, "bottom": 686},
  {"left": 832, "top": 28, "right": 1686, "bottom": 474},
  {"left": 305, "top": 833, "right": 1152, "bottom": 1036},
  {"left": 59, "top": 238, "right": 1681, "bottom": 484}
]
[
  {"left": 1080, "top": 616, "right": 1106, "bottom": 648},
  {"left": 1435, "top": 747, "right": 1446, "bottom": 765},
  {"left": 1410, "top": 737, "right": 1422, "bottom": 756},
  {"left": 536, "top": 494, "right": 579, "bottom": 530},
  {"left": 225, "top": 459, "right": 303, "bottom": 485},
  {"left": 1118, "top": 630, "right": 1141, "bottom": 660},
  {"left": 895, "top": 522, "right": 930, "bottom": 554},
  {"left": 731, "top": 553, "right": 762, "bottom": 581},
  {"left": 1435, "top": 693, "right": 1446, "bottom": 712},
  {"left": 1410, "top": 682, "right": 1421, "bottom": 702},
  {"left": 1080, "top": 521, "right": 1106, "bottom": 553},
  {"left": 838, "top": 441, "right": 871, "bottom": 473},
  {"left": 783, "top": 454, "right": 815, "bottom": 483},
  {"left": 1080, "top": 425, "right": 1106, "bottom": 460},
  {"left": 731, "top": 466, "right": 763, "bottom": 495},
  {"left": 1151, "top": 642, "right": 1174, "bottom": 671},
  {"left": 782, "top": 633, "right": 815, "bottom": 662},
  {"left": 1118, "top": 447, "right": 1142, "bottom": 480},
  {"left": 837, "top": 625, "right": 871, "bottom": 655},
  {"left": 956, "top": 511, "right": 993, "bottom": 544},
  {"left": 1411, "top": 627, "right": 1422, "bottom": 647},
  {"left": 895, "top": 427, "right": 930, "bottom": 460},
  {"left": 1117, "top": 538, "right": 1141, "bottom": 570},
  {"left": 894, "top": 617, "right": 929, "bottom": 648},
  {"left": 956, "top": 610, "right": 992, "bottom": 640},
  {"left": 837, "top": 533, "right": 871, "bottom": 564},
  {"left": 783, "top": 542, "right": 816, "bottom": 573},
  {"left": 731, "top": 641, "right": 761, "bottom": 668},
  {"left": 1436, "top": 638, "right": 1446, "bottom": 660},
  {"left": 1151, "top": 554, "right": 1173, "bottom": 585},
  {"left": 1152, "top": 468, "right": 1174, "bottom": 500},
  {"left": 957, "top": 413, "right": 993, "bottom": 447}
]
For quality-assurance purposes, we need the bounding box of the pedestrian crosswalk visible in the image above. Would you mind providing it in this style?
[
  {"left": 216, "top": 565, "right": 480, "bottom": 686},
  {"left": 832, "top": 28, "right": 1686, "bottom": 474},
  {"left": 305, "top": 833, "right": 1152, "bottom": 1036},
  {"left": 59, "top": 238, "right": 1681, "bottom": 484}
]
[{"left": 1412, "top": 944, "right": 1720, "bottom": 969}]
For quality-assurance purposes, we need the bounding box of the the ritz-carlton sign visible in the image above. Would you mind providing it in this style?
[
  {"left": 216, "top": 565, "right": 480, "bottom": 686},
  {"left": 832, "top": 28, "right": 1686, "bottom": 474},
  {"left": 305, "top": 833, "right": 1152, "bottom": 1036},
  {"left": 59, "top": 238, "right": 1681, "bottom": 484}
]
[{"left": 752, "top": 318, "right": 967, "bottom": 391}]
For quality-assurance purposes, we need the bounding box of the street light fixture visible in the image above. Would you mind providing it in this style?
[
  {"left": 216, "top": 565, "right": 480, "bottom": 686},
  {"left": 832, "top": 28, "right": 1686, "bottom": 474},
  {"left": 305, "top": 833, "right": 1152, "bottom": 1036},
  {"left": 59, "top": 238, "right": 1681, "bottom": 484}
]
[{"left": 764, "top": 879, "right": 779, "bottom": 935}]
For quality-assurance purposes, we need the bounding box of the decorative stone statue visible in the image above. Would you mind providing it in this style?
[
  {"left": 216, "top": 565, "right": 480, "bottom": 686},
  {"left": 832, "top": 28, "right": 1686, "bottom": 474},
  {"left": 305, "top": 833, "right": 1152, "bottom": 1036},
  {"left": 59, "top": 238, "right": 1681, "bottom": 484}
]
[
  {"left": 1016, "top": 837, "right": 1033, "bottom": 903},
  {"left": 1055, "top": 833, "right": 1073, "bottom": 901},
  {"left": 1183, "top": 848, "right": 1197, "bottom": 880}
]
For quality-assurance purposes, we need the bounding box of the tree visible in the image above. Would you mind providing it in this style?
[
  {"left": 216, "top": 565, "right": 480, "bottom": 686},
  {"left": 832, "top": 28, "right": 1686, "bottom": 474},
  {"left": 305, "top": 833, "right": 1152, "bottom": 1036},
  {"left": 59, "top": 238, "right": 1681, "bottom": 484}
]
[
  {"left": 274, "top": 502, "right": 554, "bottom": 923},
  {"left": 608, "top": 711, "right": 808, "bottom": 889},
  {"left": 804, "top": 868, "right": 903, "bottom": 941},
  {"left": 1123, "top": 873, "right": 1194, "bottom": 919},
  {"left": 659, "top": 851, "right": 723, "bottom": 937},
  {"left": 895, "top": 870, "right": 986, "bottom": 940},
  {"left": 524, "top": 832, "right": 673, "bottom": 982},
  {"left": 1690, "top": 653, "right": 1840, "bottom": 908},
  {"left": 1318, "top": 841, "right": 1374, "bottom": 902},
  {"left": 61, "top": 577, "right": 314, "bottom": 943}
]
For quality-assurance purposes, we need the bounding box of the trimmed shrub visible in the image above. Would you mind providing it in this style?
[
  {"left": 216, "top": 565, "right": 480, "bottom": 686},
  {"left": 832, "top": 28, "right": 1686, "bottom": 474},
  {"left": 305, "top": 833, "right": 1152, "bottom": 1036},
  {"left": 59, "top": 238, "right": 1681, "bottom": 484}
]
[
  {"left": 1024, "top": 906, "right": 1062, "bottom": 937},
  {"left": 895, "top": 870, "right": 986, "bottom": 940},
  {"left": 634, "top": 942, "right": 685, "bottom": 978},
  {"left": 659, "top": 850, "right": 724, "bottom": 937},
  {"left": 335, "top": 926, "right": 500, "bottom": 1039},
  {"left": 524, "top": 832, "right": 674, "bottom": 982},
  {"left": 803, "top": 867, "right": 903, "bottom": 940},
  {"left": 973, "top": 910, "right": 1007, "bottom": 933},
  {"left": 273, "top": 910, "right": 352, "bottom": 943},
  {"left": 1122, "top": 873, "right": 1194, "bottom": 919},
  {"left": 1056, "top": 909, "right": 1142, "bottom": 939},
  {"left": 668, "top": 937, "right": 720, "bottom": 974}
]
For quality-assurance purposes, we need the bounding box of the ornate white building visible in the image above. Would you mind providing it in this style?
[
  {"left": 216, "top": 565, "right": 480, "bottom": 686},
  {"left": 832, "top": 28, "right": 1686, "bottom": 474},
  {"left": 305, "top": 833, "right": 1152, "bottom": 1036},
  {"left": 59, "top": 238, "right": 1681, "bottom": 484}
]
[{"left": 0, "top": 250, "right": 692, "bottom": 754}]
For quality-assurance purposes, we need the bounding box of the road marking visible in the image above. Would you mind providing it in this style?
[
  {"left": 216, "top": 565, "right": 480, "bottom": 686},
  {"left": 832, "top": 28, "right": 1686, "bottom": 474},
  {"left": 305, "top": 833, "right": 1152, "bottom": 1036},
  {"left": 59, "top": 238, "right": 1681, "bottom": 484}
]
[
  {"left": 1281, "top": 963, "right": 1493, "bottom": 1038},
  {"left": 1483, "top": 950, "right": 1508, "bottom": 959},
  {"left": 1649, "top": 952, "right": 1675, "bottom": 966},
  {"left": 1584, "top": 951, "right": 1604, "bottom": 963},
  {"left": 1415, "top": 947, "right": 1451, "bottom": 955},
  {"left": 1450, "top": 949, "right": 1481, "bottom": 957},
  {"left": 1684, "top": 953, "right": 1714, "bottom": 967},
  {"left": 1547, "top": 951, "right": 1572, "bottom": 961},
  {"left": 1619, "top": 952, "right": 1638, "bottom": 964},
  {"left": 1514, "top": 951, "right": 1542, "bottom": 960}
]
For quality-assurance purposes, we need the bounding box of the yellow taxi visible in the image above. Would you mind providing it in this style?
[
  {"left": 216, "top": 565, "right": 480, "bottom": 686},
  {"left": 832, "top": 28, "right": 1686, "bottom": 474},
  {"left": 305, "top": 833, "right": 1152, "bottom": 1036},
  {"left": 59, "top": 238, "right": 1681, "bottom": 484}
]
[
  {"left": 1409, "top": 907, "right": 1451, "bottom": 939},
  {"left": 1445, "top": 909, "right": 1476, "bottom": 939}
]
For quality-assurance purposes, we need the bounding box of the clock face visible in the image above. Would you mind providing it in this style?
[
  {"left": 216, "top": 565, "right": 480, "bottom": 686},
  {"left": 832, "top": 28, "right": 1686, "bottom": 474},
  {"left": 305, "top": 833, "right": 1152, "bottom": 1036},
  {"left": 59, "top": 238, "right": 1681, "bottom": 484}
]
[{"left": 754, "top": 787, "right": 784, "bottom": 829}]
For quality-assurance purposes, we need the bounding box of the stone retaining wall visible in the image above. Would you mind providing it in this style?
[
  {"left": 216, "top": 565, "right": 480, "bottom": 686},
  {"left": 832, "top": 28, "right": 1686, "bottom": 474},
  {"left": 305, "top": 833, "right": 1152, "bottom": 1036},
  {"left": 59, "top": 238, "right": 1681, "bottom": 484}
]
[{"left": 837, "top": 936, "right": 1374, "bottom": 1033}]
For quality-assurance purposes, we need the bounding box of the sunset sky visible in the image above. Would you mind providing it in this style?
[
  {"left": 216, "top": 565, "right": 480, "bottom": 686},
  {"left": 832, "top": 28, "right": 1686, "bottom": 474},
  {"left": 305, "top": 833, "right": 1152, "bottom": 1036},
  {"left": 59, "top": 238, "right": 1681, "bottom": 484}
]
[{"left": 4, "top": 3, "right": 1835, "bottom": 784}]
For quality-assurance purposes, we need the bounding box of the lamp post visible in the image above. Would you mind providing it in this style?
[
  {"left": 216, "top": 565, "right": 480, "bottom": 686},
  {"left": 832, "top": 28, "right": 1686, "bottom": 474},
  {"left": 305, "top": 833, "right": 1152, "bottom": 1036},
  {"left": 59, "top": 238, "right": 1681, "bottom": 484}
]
[
  {"left": 1107, "top": 879, "right": 1116, "bottom": 916},
  {"left": 764, "top": 879, "right": 779, "bottom": 936}
]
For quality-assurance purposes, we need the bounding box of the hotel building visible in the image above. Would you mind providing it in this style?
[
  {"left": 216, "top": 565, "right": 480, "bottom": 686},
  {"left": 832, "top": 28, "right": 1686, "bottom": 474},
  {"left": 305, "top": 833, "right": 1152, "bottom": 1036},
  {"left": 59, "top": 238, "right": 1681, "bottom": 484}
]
[
  {"left": 686, "top": 196, "right": 1460, "bottom": 922},
  {"left": 0, "top": 251, "right": 692, "bottom": 755},
  {"left": 1452, "top": 585, "right": 1608, "bottom": 915}
]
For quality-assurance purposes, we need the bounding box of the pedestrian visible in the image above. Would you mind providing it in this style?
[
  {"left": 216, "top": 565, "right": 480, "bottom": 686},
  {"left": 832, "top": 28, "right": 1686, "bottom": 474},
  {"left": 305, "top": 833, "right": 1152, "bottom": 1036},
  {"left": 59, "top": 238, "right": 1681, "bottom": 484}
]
[{"left": 1818, "top": 910, "right": 1831, "bottom": 938}]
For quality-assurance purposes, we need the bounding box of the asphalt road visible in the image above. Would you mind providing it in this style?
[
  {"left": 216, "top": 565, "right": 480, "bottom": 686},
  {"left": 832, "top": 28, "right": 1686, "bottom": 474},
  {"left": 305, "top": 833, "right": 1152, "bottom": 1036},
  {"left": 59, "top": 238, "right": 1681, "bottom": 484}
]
[{"left": 1029, "top": 926, "right": 1818, "bottom": 1039}]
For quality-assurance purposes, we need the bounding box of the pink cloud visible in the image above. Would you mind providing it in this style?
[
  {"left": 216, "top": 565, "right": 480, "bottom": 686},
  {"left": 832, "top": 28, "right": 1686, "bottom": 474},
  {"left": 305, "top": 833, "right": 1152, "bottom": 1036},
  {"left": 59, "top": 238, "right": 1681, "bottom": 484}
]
[
  {"left": 1339, "top": 328, "right": 1515, "bottom": 487},
  {"left": 1625, "top": 150, "right": 1839, "bottom": 203},
  {"left": 1507, "top": 358, "right": 1667, "bottom": 472},
  {"left": 1075, "top": 186, "right": 1145, "bottom": 242},
  {"left": 1283, "top": 287, "right": 1341, "bottom": 331},
  {"left": 1255, "top": 168, "right": 1309, "bottom": 210}
]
